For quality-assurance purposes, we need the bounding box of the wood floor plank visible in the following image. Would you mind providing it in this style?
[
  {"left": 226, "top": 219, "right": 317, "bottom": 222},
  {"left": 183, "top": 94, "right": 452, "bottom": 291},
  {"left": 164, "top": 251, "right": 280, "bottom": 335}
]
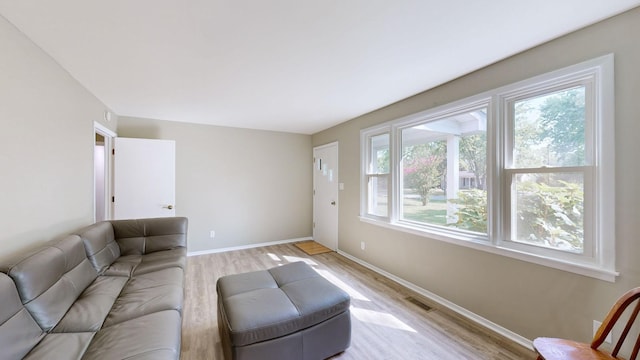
[{"left": 180, "top": 243, "right": 536, "bottom": 360}]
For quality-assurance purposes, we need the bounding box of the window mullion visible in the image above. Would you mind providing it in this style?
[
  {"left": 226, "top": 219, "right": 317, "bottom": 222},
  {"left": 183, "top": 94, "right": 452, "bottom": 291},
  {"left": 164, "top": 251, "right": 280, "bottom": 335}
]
[
  {"left": 488, "top": 95, "right": 501, "bottom": 247},
  {"left": 390, "top": 126, "right": 400, "bottom": 223}
]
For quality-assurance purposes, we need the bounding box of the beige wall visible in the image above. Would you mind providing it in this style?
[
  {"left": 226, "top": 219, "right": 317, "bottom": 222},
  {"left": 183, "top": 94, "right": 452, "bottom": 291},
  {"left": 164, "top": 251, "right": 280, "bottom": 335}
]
[
  {"left": 117, "top": 117, "right": 312, "bottom": 253},
  {"left": 313, "top": 7, "right": 640, "bottom": 344},
  {"left": 0, "top": 16, "right": 115, "bottom": 261}
]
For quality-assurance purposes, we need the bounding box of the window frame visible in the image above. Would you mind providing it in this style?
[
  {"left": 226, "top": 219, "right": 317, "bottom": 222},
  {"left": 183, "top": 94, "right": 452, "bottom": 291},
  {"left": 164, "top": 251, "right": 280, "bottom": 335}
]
[
  {"left": 360, "top": 54, "right": 617, "bottom": 281},
  {"left": 499, "top": 78, "right": 596, "bottom": 263},
  {"left": 395, "top": 100, "right": 492, "bottom": 236},
  {"left": 361, "top": 126, "right": 392, "bottom": 221}
]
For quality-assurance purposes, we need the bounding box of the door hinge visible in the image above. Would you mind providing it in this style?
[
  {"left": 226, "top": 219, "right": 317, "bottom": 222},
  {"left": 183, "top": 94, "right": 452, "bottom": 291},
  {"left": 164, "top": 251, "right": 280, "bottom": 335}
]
[
  {"left": 112, "top": 149, "right": 115, "bottom": 155},
  {"left": 112, "top": 196, "right": 115, "bottom": 203},
  {"left": 313, "top": 189, "right": 316, "bottom": 195}
]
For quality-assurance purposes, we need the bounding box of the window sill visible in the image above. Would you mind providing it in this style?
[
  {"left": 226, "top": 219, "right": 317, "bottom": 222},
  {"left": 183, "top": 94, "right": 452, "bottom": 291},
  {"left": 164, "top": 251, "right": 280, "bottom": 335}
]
[{"left": 359, "top": 216, "right": 619, "bottom": 282}]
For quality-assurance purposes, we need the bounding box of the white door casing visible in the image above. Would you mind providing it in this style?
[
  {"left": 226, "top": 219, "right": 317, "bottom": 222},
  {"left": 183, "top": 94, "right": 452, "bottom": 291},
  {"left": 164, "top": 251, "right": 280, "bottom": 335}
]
[
  {"left": 313, "top": 142, "right": 339, "bottom": 250},
  {"left": 113, "top": 137, "right": 176, "bottom": 219},
  {"left": 94, "top": 121, "right": 116, "bottom": 222}
]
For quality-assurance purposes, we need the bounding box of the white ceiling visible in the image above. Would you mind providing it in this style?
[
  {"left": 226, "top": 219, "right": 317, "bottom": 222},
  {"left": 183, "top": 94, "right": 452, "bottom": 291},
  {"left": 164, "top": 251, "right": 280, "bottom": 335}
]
[{"left": 1, "top": 1, "right": 638, "bottom": 134}]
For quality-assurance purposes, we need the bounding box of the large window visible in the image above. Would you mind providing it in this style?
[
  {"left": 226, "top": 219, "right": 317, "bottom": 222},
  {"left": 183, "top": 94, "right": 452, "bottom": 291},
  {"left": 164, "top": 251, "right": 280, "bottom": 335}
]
[
  {"left": 400, "top": 107, "right": 488, "bottom": 234},
  {"left": 360, "top": 55, "right": 616, "bottom": 281},
  {"left": 505, "top": 86, "right": 590, "bottom": 256}
]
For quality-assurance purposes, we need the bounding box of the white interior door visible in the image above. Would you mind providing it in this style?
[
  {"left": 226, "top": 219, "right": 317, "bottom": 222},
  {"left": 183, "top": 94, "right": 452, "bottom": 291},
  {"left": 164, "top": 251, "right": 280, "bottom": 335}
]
[
  {"left": 313, "top": 142, "right": 339, "bottom": 250},
  {"left": 113, "top": 137, "right": 176, "bottom": 220}
]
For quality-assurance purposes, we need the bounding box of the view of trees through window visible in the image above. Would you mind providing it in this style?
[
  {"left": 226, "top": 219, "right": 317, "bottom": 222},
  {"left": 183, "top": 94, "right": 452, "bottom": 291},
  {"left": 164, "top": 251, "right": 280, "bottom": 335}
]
[
  {"left": 394, "top": 86, "right": 586, "bottom": 252},
  {"left": 400, "top": 109, "right": 488, "bottom": 233},
  {"left": 511, "top": 86, "right": 586, "bottom": 253},
  {"left": 361, "top": 56, "right": 614, "bottom": 276}
]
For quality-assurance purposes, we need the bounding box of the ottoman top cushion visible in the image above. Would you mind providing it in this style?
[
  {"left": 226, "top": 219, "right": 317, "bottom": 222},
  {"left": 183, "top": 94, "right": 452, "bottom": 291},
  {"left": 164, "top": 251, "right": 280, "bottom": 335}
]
[{"left": 216, "top": 261, "right": 350, "bottom": 347}]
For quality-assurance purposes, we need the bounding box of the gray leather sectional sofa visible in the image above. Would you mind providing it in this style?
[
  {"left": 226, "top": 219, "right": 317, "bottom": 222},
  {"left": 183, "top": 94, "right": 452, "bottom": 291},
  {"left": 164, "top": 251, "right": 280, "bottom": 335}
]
[{"left": 0, "top": 217, "right": 188, "bottom": 360}]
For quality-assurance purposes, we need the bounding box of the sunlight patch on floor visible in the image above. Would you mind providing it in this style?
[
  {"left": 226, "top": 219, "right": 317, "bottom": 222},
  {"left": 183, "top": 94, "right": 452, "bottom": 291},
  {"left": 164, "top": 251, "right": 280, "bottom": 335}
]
[
  {"left": 283, "top": 255, "right": 318, "bottom": 266},
  {"left": 351, "top": 307, "right": 417, "bottom": 333},
  {"left": 315, "top": 269, "right": 370, "bottom": 301},
  {"left": 267, "top": 253, "right": 281, "bottom": 262}
]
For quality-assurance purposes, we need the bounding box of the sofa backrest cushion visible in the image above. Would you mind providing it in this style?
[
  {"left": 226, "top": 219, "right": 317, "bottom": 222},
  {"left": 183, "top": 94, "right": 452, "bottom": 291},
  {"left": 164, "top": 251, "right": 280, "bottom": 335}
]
[
  {"left": 0, "top": 273, "right": 44, "bottom": 360},
  {"left": 2, "top": 235, "right": 98, "bottom": 331},
  {"left": 111, "top": 217, "right": 187, "bottom": 255},
  {"left": 75, "top": 221, "right": 121, "bottom": 274}
]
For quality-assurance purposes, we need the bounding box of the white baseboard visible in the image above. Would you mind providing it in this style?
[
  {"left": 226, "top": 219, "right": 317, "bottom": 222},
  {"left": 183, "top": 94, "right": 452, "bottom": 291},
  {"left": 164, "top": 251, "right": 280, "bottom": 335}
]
[
  {"left": 187, "top": 237, "right": 312, "bottom": 257},
  {"left": 337, "top": 249, "right": 534, "bottom": 351}
]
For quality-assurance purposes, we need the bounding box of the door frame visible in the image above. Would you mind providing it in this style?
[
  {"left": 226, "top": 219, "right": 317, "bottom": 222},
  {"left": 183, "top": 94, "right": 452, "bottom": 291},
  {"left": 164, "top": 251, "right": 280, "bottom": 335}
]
[
  {"left": 94, "top": 121, "right": 116, "bottom": 222},
  {"left": 313, "top": 141, "right": 339, "bottom": 250}
]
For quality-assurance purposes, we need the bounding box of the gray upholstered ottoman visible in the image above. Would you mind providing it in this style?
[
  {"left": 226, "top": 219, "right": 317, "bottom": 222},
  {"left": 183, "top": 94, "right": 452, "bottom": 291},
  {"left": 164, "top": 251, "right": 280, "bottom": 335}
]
[{"left": 216, "top": 261, "right": 351, "bottom": 360}]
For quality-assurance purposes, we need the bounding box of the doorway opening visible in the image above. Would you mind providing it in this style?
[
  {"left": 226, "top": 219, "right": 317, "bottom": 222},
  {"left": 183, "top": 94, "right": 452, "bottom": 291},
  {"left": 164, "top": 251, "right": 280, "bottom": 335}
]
[{"left": 94, "top": 122, "right": 116, "bottom": 222}]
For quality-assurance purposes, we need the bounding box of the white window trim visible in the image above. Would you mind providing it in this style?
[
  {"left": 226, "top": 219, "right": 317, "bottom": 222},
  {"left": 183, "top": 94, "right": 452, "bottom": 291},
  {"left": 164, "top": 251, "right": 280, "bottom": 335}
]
[
  {"left": 393, "top": 98, "right": 493, "bottom": 231},
  {"left": 360, "top": 54, "right": 617, "bottom": 282},
  {"left": 360, "top": 125, "right": 392, "bottom": 221}
]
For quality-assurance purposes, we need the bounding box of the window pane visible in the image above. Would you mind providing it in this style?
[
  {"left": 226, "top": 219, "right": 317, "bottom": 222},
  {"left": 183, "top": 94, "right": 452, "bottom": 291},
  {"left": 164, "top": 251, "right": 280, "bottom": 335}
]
[
  {"left": 513, "top": 86, "right": 586, "bottom": 168},
  {"left": 401, "top": 109, "right": 487, "bottom": 233},
  {"left": 369, "top": 133, "right": 390, "bottom": 174},
  {"left": 512, "top": 172, "right": 584, "bottom": 253},
  {"left": 367, "top": 176, "right": 388, "bottom": 217}
]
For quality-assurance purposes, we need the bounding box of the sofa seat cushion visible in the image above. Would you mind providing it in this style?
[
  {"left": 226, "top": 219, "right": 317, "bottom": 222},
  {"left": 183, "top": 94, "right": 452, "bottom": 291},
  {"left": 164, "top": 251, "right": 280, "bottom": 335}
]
[
  {"left": 103, "top": 248, "right": 187, "bottom": 277},
  {"left": 103, "top": 267, "right": 184, "bottom": 327},
  {"left": 23, "top": 333, "right": 95, "bottom": 360},
  {"left": 133, "top": 248, "right": 187, "bottom": 275},
  {"left": 217, "top": 262, "right": 351, "bottom": 347},
  {"left": 102, "top": 255, "right": 140, "bottom": 277},
  {"left": 83, "top": 310, "right": 182, "bottom": 360},
  {"left": 53, "top": 276, "right": 128, "bottom": 333}
]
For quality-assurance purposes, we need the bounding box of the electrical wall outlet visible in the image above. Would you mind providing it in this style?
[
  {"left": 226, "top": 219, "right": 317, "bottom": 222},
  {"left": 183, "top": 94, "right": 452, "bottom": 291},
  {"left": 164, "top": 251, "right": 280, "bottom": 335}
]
[
  {"left": 593, "top": 320, "right": 612, "bottom": 344},
  {"left": 361, "top": 241, "right": 365, "bottom": 251},
  {"left": 210, "top": 230, "right": 216, "bottom": 239}
]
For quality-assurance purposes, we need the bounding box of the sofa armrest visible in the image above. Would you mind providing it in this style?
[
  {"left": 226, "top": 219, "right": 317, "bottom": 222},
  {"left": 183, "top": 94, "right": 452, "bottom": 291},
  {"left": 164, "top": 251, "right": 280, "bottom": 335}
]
[{"left": 109, "top": 217, "right": 188, "bottom": 255}]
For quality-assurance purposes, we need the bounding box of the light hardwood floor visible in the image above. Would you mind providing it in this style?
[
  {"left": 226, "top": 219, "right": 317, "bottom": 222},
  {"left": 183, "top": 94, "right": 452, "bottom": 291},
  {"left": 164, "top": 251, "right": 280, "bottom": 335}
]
[{"left": 180, "top": 243, "right": 536, "bottom": 360}]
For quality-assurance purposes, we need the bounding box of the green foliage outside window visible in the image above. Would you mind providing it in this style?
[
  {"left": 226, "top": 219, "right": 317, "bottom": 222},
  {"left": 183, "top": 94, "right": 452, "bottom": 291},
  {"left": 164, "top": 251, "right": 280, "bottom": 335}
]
[
  {"left": 450, "top": 189, "right": 487, "bottom": 233},
  {"left": 397, "top": 87, "right": 586, "bottom": 245},
  {"left": 538, "top": 88, "right": 586, "bottom": 166},
  {"left": 515, "top": 180, "right": 584, "bottom": 251},
  {"left": 403, "top": 142, "right": 446, "bottom": 206},
  {"left": 450, "top": 181, "right": 583, "bottom": 251},
  {"left": 452, "top": 88, "right": 586, "bottom": 245}
]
